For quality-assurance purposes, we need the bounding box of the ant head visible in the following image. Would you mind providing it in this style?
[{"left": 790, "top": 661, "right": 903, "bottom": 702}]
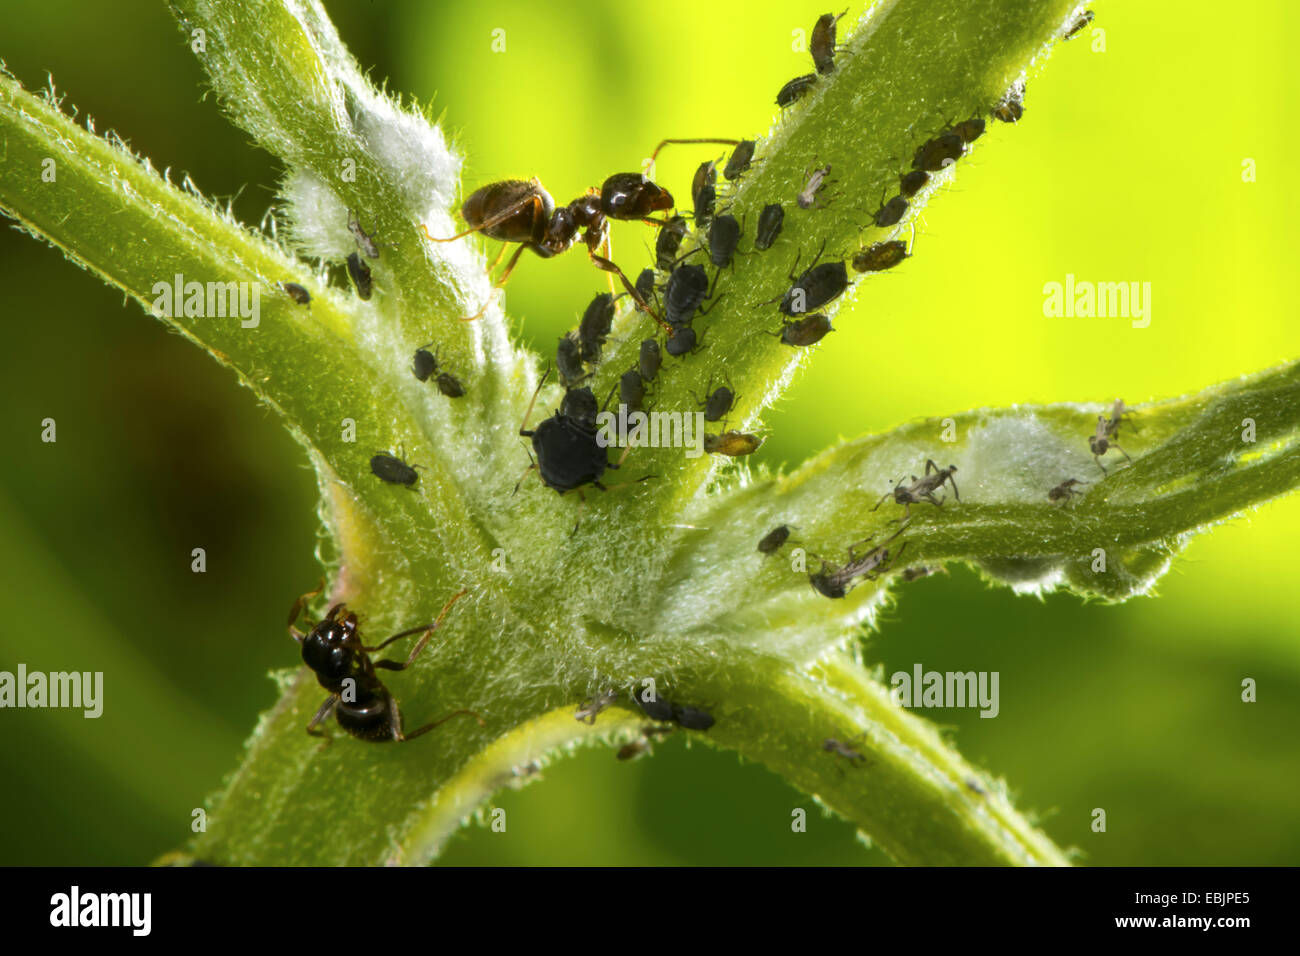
[
  {"left": 1089, "top": 435, "right": 1108, "bottom": 454},
  {"left": 301, "top": 607, "right": 361, "bottom": 682},
  {"left": 602, "top": 174, "right": 673, "bottom": 220}
]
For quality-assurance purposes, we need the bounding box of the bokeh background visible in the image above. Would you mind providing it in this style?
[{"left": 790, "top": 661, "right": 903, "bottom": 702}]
[{"left": 0, "top": 0, "right": 1296, "bottom": 865}]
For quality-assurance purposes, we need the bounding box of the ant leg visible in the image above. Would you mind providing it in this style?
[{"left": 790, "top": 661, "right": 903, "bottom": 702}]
[
  {"left": 925, "top": 459, "right": 939, "bottom": 474},
  {"left": 871, "top": 490, "right": 894, "bottom": 511},
  {"left": 924, "top": 493, "right": 944, "bottom": 508},
  {"left": 307, "top": 695, "right": 339, "bottom": 737},
  {"left": 399, "top": 709, "right": 487, "bottom": 742},
  {"left": 420, "top": 189, "right": 546, "bottom": 243},
  {"left": 287, "top": 578, "right": 325, "bottom": 640},
  {"left": 457, "top": 245, "right": 530, "bottom": 322},
  {"left": 371, "top": 589, "right": 470, "bottom": 666},
  {"left": 649, "top": 138, "right": 742, "bottom": 165},
  {"left": 1094, "top": 455, "right": 1108, "bottom": 476},
  {"left": 488, "top": 241, "right": 509, "bottom": 271},
  {"left": 947, "top": 473, "right": 960, "bottom": 500},
  {"left": 590, "top": 252, "right": 671, "bottom": 332},
  {"left": 1114, "top": 442, "right": 1133, "bottom": 463},
  {"left": 599, "top": 230, "right": 618, "bottom": 299}
]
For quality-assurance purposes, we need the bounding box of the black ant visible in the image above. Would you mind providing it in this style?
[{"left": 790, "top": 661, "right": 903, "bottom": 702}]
[
  {"left": 422, "top": 174, "right": 672, "bottom": 322},
  {"left": 872, "top": 460, "right": 959, "bottom": 520},
  {"left": 823, "top": 734, "right": 867, "bottom": 766},
  {"left": 287, "top": 586, "right": 484, "bottom": 742}
]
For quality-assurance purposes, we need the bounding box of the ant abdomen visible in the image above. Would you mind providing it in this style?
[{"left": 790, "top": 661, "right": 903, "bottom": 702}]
[{"left": 336, "top": 690, "right": 399, "bottom": 741}]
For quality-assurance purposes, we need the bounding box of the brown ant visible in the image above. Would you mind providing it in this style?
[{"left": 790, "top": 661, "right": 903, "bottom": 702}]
[
  {"left": 287, "top": 586, "right": 484, "bottom": 742},
  {"left": 872, "top": 459, "right": 959, "bottom": 520},
  {"left": 422, "top": 174, "right": 672, "bottom": 323}
]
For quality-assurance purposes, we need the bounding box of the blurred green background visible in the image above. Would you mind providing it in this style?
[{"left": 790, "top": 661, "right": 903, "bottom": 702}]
[{"left": 0, "top": 0, "right": 1296, "bottom": 866}]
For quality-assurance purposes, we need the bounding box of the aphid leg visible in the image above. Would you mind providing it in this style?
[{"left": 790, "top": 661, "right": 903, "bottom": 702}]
[
  {"left": 397, "top": 708, "right": 487, "bottom": 742},
  {"left": 512, "top": 461, "right": 537, "bottom": 496},
  {"left": 306, "top": 695, "right": 339, "bottom": 737},
  {"left": 519, "top": 367, "right": 552, "bottom": 437}
]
